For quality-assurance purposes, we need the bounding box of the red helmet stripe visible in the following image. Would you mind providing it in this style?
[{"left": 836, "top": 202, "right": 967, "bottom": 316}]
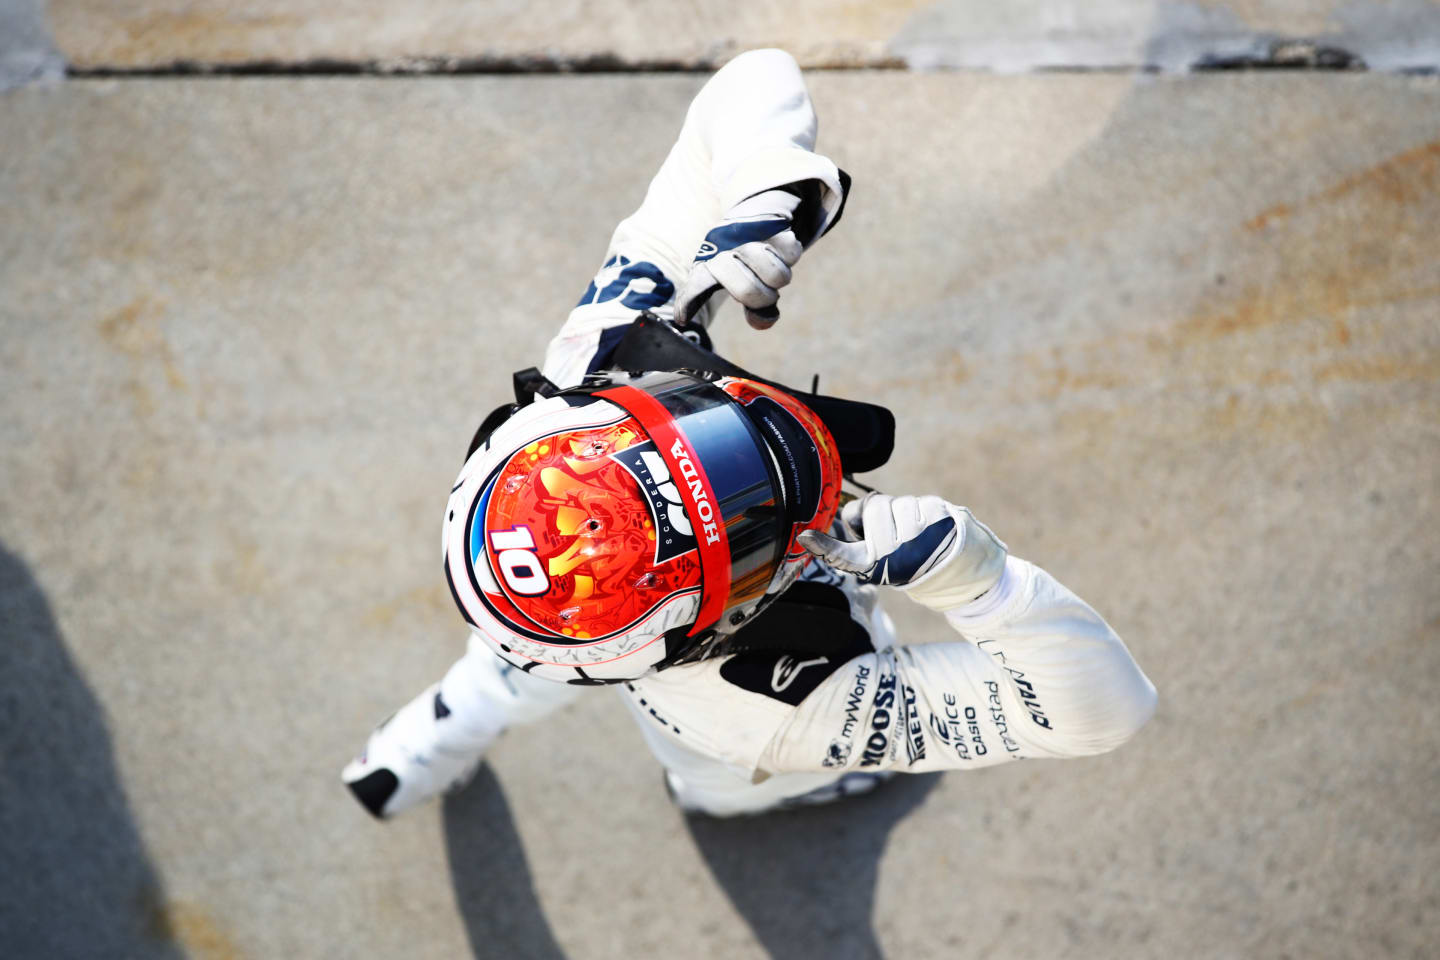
[{"left": 597, "top": 385, "right": 732, "bottom": 635}]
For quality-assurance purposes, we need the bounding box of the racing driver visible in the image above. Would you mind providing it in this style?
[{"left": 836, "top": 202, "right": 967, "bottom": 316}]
[{"left": 341, "top": 49, "right": 1157, "bottom": 818}]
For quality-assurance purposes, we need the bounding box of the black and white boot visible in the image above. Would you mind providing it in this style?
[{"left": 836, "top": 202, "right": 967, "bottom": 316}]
[{"left": 342, "top": 684, "right": 496, "bottom": 819}]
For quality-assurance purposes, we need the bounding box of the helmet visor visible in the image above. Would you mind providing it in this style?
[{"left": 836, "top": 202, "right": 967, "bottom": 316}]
[{"left": 595, "top": 373, "right": 791, "bottom": 634}]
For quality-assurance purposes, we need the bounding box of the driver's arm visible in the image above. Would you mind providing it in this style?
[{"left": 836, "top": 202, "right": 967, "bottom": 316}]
[
  {"left": 541, "top": 49, "right": 846, "bottom": 388},
  {"left": 757, "top": 496, "right": 1157, "bottom": 773}
]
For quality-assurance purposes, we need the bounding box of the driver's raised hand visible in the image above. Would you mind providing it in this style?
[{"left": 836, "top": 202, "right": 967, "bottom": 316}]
[
  {"left": 674, "top": 188, "right": 805, "bottom": 330},
  {"left": 798, "top": 494, "right": 1009, "bottom": 612}
]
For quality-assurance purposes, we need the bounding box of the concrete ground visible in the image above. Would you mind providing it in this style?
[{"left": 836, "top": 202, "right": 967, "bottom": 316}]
[
  {"left": 43, "top": 0, "right": 1440, "bottom": 71},
  {"left": 2, "top": 15, "right": 1439, "bottom": 960}
]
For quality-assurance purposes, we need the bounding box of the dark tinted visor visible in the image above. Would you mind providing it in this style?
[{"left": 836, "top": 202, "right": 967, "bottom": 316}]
[{"left": 595, "top": 373, "right": 787, "bottom": 633}]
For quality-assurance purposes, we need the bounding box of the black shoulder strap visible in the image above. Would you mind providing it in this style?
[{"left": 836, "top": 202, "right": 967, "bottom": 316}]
[
  {"left": 464, "top": 368, "right": 561, "bottom": 460},
  {"left": 714, "top": 580, "right": 876, "bottom": 705},
  {"left": 719, "top": 581, "right": 874, "bottom": 658},
  {"left": 610, "top": 313, "right": 732, "bottom": 378},
  {"left": 512, "top": 367, "right": 560, "bottom": 405},
  {"left": 610, "top": 314, "right": 895, "bottom": 476}
]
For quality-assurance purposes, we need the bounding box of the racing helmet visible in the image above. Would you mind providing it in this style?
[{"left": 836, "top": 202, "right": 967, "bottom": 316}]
[{"left": 442, "top": 371, "right": 842, "bottom": 684}]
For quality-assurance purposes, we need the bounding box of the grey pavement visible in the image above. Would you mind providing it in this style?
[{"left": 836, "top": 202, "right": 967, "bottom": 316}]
[
  {"left": 43, "top": 0, "right": 1440, "bottom": 71},
  {"left": 2, "top": 71, "right": 1438, "bottom": 958},
  {"left": 0, "top": 0, "right": 62, "bottom": 89},
  {"left": 892, "top": 0, "right": 1440, "bottom": 71}
]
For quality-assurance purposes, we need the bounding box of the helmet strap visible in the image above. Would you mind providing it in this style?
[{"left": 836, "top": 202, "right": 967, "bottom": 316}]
[{"left": 659, "top": 581, "right": 873, "bottom": 668}]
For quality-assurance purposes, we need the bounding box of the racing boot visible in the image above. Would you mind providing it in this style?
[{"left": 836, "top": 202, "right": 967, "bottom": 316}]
[
  {"left": 342, "top": 683, "right": 497, "bottom": 819},
  {"left": 664, "top": 768, "right": 896, "bottom": 817},
  {"left": 779, "top": 770, "right": 896, "bottom": 809}
]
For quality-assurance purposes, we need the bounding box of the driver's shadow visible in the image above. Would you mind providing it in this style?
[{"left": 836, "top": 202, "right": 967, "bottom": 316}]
[
  {"left": 443, "top": 766, "right": 569, "bottom": 960},
  {"left": 443, "top": 768, "right": 939, "bottom": 960},
  {"left": 0, "top": 541, "right": 186, "bottom": 959},
  {"left": 684, "top": 772, "right": 942, "bottom": 960}
]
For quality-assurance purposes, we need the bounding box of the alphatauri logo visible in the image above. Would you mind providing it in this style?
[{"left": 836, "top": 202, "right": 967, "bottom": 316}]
[{"left": 612, "top": 441, "right": 698, "bottom": 564}]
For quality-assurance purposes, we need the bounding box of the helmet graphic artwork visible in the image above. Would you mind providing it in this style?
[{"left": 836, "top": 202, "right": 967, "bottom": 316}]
[{"left": 442, "top": 371, "right": 843, "bottom": 684}]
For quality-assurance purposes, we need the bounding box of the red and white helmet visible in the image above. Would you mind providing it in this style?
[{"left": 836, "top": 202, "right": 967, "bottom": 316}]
[{"left": 442, "top": 371, "right": 842, "bottom": 684}]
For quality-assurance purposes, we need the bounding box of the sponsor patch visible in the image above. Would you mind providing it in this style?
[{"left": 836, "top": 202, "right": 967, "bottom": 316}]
[{"left": 610, "top": 440, "right": 698, "bottom": 564}]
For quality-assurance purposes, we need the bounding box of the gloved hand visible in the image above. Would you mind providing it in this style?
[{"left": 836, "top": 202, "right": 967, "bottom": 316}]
[
  {"left": 797, "top": 494, "right": 1009, "bottom": 611},
  {"left": 674, "top": 187, "right": 805, "bottom": 330}
]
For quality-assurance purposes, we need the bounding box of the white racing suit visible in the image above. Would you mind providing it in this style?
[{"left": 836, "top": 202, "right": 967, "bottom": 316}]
[{"left": 434, "top": 50, "right": 1157, "bottom": 816}]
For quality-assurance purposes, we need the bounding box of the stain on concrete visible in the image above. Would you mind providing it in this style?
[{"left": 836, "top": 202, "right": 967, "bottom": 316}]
[
  {"left": 1177, "top": 278, "right": 1351, "bottom": 343},
  {"left": 1243, "top": 202, "right": 1293, "bottom": 232},
  {"left": 1246, "top": 139, "right": 1440, "bottom": 231},
  {"left": 1180, "top": 139, "right": 1440, "bottom": 348},
  {"left": 143, "top": 889, "right": 244, "bottom": 959},
  {"left": 994, "top": 129, "right": 1439, "bottom": 425},
  {"left": 99, "top": 295, "right": 155, "bottom": 352},
  {"left": 98, "top": 295, "right": 190, "bottom": 415},
  {"left": 1314, "top": 352, "right": 1440, "bottom": 382},
  {"left": 944, "top": 351, "right": 971, "bottom": 384},
  {"left": 1329, "top": 317, "right": 1351, "bottom": 347},
  {"left": 109, "top": 10, "right": 304, "bottom": 64},
  {"left": 219, "top": 537, "right": 271, "bottom": 598},
  {"left": 361, "top": 582, "right": 452, "bottom": 628},
  {"left": 1025, "top": 353, "right": 1133, "bottom": 400}
]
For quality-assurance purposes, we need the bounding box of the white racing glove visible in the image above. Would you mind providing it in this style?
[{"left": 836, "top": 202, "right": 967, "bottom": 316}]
[
  {"left": 674, "top": 188, "right": 805, "bottom": 330},
  {"left": 797, "top": 494, "right": 1009, "bottom": 611}
]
